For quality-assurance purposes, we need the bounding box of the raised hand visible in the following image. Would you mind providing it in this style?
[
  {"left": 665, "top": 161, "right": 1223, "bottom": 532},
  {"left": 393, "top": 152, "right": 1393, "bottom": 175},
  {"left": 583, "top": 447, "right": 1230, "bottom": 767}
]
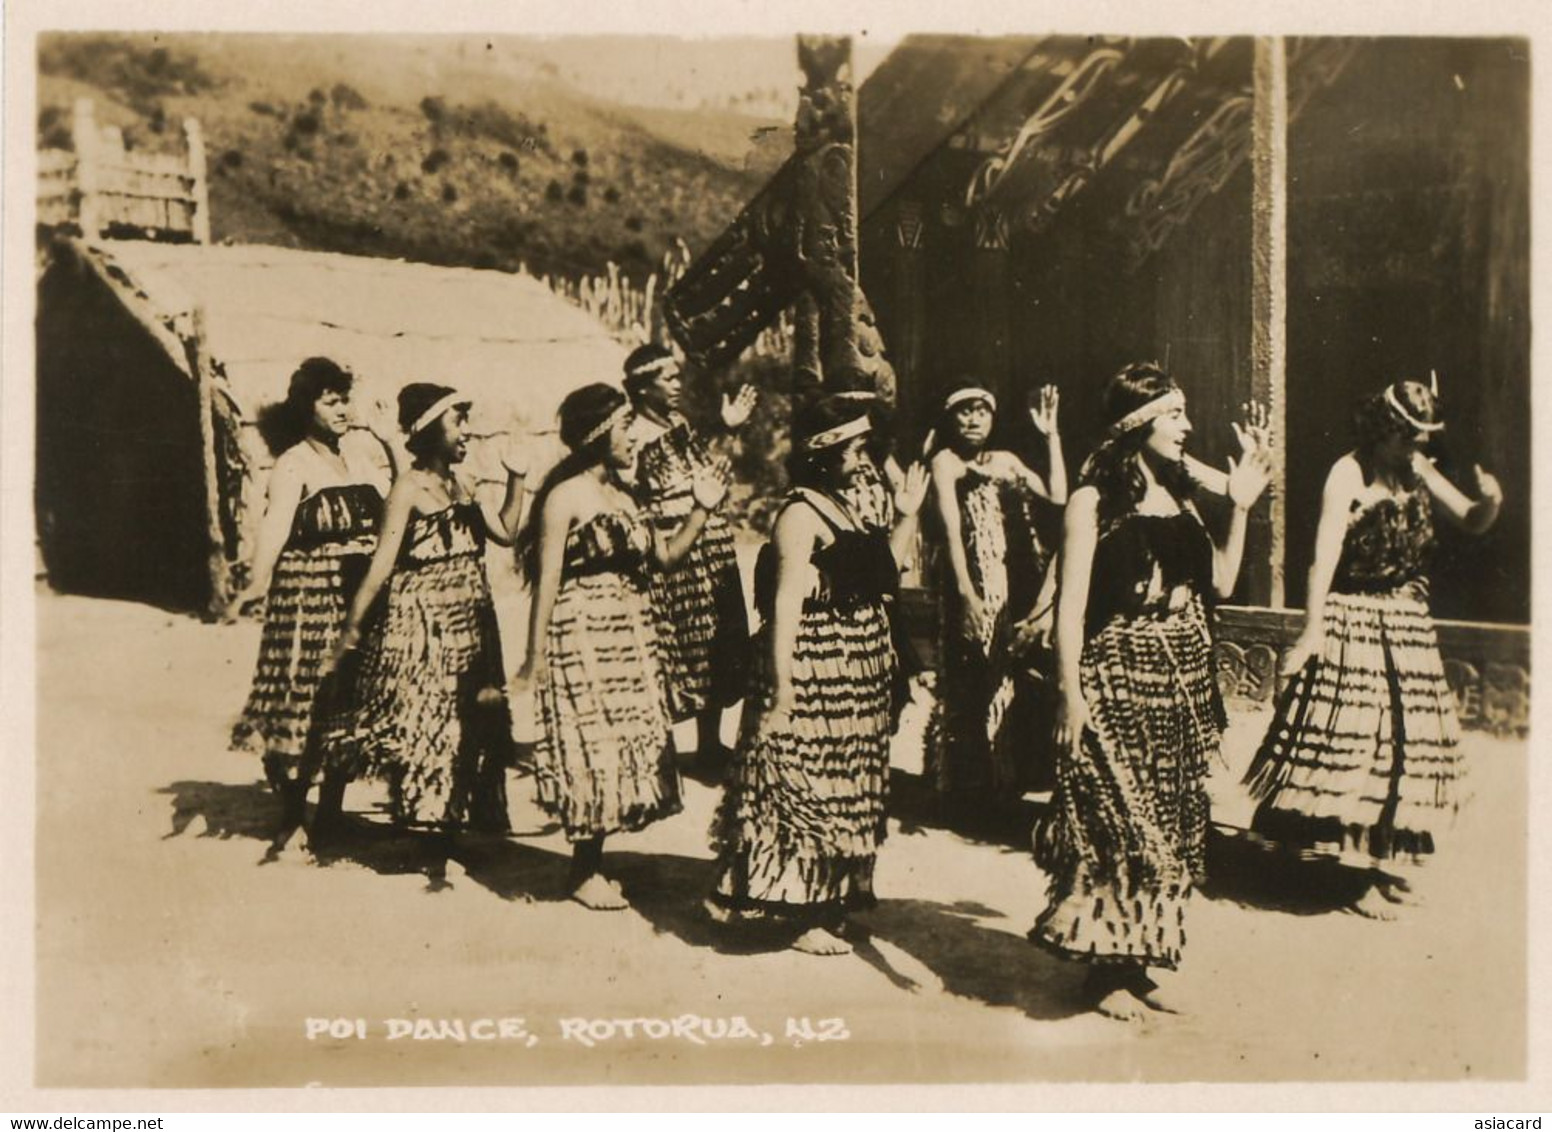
[
  {"left": 692, "top": 456, "right": 732, "bottom": 511},
  {"left": 1226, "top": 445, "right": 1273, "bottom": 510},
  {"left": 1231, "top": 400, "right": 1273, "bottom": 460},
  {"left": 359, "top": 396, "right": 399, "bottom": 446},
  {"left": 893, "top": 460, "right": 930, "bottom": 517},
  {"left": 1029, "top": 385, "right": 1061, "bottom": 436},
  {"left": 720, "top": 385, "right": 759, "bottom": 430},
  {"left": 1474, "top": 464, "right": 1504, "bottom": 506}
]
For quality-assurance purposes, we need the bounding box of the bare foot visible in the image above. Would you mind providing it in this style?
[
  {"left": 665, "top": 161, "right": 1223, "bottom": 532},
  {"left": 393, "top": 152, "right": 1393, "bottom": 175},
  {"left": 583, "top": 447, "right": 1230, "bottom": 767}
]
[
  {"left": 1347, "top": 885, "right": 1400, "bottom": 920},
  {"left": 792, "top": 927, "right": 853, "bottom": 956},
  {"left": 1094, "top": 987, "right": 1150, "bottom": 1023},
  {"left": 1135, "top": 974, "right": 1184, "bottom": 1015},
  {"left": 571, "top": 874, "right": 629, "bottom": 911}
]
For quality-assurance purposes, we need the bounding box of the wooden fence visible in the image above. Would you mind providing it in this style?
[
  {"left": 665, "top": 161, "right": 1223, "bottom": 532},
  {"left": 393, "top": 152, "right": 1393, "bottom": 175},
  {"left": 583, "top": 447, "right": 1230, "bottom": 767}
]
[{"left": 37, "top": 100, "right": 210, "bottom": 244}]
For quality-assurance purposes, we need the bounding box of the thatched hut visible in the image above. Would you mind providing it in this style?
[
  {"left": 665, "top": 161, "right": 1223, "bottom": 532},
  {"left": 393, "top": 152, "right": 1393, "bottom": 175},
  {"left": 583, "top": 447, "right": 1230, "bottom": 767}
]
[{"left": 36, "top": 236, "right": 627, "bottom": 613}]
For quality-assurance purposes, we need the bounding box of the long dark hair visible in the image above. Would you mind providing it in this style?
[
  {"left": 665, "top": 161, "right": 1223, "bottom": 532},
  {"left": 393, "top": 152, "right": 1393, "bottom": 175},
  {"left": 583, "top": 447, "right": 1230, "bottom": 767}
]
[
  {"left": 514, "top": 383, "right": 628, "bottom": 584},
  {"left": 1081, "top": 362, "right": 1197, "bottom": 523},
  {"left": 255, "top": 357, "right": 353, "bottom": 457},
  {"left": 1354, "top": 380, "right": 1442, "bottom": 487}
]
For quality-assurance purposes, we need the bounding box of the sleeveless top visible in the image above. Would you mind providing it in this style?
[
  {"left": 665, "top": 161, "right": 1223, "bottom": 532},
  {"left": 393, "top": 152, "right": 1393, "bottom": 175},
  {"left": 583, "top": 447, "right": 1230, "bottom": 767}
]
[
  {"left": 397, "top": 502, "right": 485, "bottom": 569},
  {"left": 1085, "top": 509, "right": 1215, "bottom": 639},
  {"left": 562, "top": 510, "right": 654, "bottom": 585},
  {"left": 1332, "top": 487, "right": 1435, "bottom": 595},
  {"left": 288, "top": 483, "right": 382, "bottom": 554},
  {"left": 755, "top": 488, "right": 898, "bottom": 619}
]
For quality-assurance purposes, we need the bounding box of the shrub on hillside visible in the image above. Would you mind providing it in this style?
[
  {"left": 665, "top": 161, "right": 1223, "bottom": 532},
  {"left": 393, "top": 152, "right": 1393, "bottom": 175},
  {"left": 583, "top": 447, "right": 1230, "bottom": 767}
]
[{"left": 331, "top": 83, "right": 369, "bottom": 111}]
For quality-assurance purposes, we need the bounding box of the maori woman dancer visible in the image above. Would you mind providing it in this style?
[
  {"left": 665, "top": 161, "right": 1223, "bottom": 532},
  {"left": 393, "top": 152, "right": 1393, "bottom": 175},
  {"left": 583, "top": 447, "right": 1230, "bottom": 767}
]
[
  {"left": 327, "top": 383, "right": 527, "bottom": 873},
  {"left": 1032, "top": 363, "right": 1271, "bottom": 1020},
  {"left": 1244, "top": 378, "right": 1503, "bottom": 917},
  {"left": 227, "top": 358, "right": 390, "bottom": 835},
  {"left": 926, "top": 382, "right": 1067, "bottom": 807},
  {"left": 622, "top": 344, "right": 757, "bottom": 768},
  {"left": 709, "top": 395, "right": 929, "bottom": 956},
  {"left": 516, "top": 383, "right": 730, "bottom": 911}
]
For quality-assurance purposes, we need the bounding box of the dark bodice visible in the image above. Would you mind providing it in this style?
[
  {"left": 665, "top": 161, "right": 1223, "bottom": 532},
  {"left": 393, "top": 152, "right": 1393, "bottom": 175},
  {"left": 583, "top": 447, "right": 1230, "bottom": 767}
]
[
  {"left": 398, "top": 502, "right": 485, "bottom": 569},
  {"left": 562, "top": 510, "right": 653, "bottom": 583},
  {"left": 288, "top": 483, "right": 382, "bottom": 552},
  {"left": 1332, "top": 489, "right": 1435, "bottom": 594},
  {"left": 1085, "top": 510, "right": 1215, "bottom": 638},
  {"left": 755, "top": 490, "right": 897, "bottom": 619}
]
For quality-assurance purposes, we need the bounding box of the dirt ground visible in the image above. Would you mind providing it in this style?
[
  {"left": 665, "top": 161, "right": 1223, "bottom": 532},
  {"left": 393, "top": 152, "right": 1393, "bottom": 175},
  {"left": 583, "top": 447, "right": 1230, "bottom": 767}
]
[{"left": 33, "top": 587, "right": 1527, "bottom": 1089}]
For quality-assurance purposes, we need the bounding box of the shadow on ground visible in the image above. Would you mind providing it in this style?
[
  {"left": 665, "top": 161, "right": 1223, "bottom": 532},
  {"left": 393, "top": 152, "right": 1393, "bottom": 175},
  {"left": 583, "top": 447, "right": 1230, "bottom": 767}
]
[
  {"left": 158, "top": 778, "right": 570, "bottom": 904},
  {"left": 610, "top": 847, "right": 1090, "bottom": 1020},
  {"left": 1201, "top": 827, "right": 1369, "bottom": 914}
]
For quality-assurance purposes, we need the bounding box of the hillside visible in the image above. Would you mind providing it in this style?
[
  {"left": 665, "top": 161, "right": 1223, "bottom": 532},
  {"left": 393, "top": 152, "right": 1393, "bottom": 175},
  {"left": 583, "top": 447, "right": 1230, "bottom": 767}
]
[{"left": 37, "top": 33, "right": 791, "bottom": 282}]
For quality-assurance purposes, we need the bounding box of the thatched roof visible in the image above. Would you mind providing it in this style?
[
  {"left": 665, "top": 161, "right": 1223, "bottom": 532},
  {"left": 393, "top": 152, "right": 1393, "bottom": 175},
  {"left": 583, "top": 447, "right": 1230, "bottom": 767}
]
[{"left": 83, "top": 239, "right": 628, "bottom": 453}]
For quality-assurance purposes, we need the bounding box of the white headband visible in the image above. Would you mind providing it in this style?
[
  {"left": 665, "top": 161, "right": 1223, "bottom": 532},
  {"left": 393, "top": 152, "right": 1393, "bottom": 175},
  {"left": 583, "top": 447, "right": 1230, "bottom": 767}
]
[
  {"left": 579, "top": 403, "right": 630, "bottom": 449},
  {"left": 1384, "top": 384, "right": 1445, "bottom": 434},
  {"left": 627, "top": 354, "right": 679, "bottom": 379},
  {"left": 800, "top": 414, "right": 871, "bottom": 452},
  {"left": 406, "top": 392, "right": 470, "bottom": 438},
  {"left": 945, "top": 387, "right": 997, "bottom": 412},
  {"left": 1108, "top": 388, "right": 1186, "bottom": 438}
]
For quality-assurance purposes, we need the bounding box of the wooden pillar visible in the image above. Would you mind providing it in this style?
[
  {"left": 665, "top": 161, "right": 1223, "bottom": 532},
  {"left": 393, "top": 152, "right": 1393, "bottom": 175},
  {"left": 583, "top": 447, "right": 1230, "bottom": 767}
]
[
  {"left": 1251, "top": 37, "right": 1289, "bottom": 607},
  {"left": 893, "top": 198, "right": 928, "bottom": 427},
  {"left": 972, "top": 206, "right": 1013, "bottom": 398},
  {"left": 795, "top": 34, "right": 860, "bottom": 389},
  {"left": 72, "top": 99, "right": 101, "bottom": 241},
  {"left": 184, "top": 306, "right": 231, "bottom": 616},
  {"left": 184, "top": 117, "right": 211, "bottom": 244}
]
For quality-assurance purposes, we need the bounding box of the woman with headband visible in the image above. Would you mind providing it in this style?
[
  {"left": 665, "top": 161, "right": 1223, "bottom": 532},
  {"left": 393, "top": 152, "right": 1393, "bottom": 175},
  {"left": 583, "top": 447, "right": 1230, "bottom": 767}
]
[
  {"left": 925, "top": 381, "right": 1067, "bottom": 814},
  {"left": 709, "top": 394, "right": 929, "bottom": 956},
  {"left": 621, "top": 344, "right": 757, "bottom": 773},
  {"left": 1031, "top": 362, "right": 1272, "bottom": 1020},
  {"left": 1244, "top": 377, "right": 1503, "bottom": 917},
  {"left": 514, "top": 383, "right": 730, "bottom": 912},
  {"left": 324, "top": 383, "right": 528, "bottom": 875},
  {"left": 225, "top": 358, "right": 391, "bottom": 845}
]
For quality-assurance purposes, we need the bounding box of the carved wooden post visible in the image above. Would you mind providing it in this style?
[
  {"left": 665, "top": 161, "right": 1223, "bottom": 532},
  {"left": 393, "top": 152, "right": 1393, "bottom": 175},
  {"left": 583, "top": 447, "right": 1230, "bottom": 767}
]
[
  {"left": 72, "top": 99, "right": 101, "bottom": 240},
  {"left": 184, "top": 306, "right": 231, "bottom": 615},
  {"left": 893, "top": 198, "right": 927, "bottom": 424},
  {"left": 184, "top": 117, "right": 211, "bottom": 245},
  {"left": 795, "top": 35, "right": 853, "bottom": 389},
  {"left": 971, "top": 205, "right": 1013, "bottom": 398},
  {"left": 1251, "top": 37, "right": 1289, "bottom": 607}
]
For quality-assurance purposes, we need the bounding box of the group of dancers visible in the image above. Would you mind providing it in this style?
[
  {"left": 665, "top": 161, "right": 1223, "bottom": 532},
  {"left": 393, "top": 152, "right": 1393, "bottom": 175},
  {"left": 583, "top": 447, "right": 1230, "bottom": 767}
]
[{"left": 227, "top": 348, "right": 1503, "bottom": 1019}]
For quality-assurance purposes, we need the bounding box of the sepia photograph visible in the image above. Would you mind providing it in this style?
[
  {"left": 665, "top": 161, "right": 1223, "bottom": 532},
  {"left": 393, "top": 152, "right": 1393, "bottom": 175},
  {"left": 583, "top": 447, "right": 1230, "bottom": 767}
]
[{"left": 2, "top": 0, "right": 1547, "bottom": 1110}]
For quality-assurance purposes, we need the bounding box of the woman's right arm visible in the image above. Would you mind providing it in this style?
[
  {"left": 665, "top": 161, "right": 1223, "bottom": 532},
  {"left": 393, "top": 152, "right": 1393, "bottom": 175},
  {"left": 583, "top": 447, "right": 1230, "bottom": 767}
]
[
  {"left": 223, "top": 455, "right": 305, "bottom": 618},
  {"left": 332, "top": 477, "right": 417, "bottom": 663},
  {"left": 930, "top": 450, "right": 984, "bottom": 630},
  {"left": 516, "top": 484, "right": 574, "bottom": 684},
  {"left": 1282, "top": 457, "right": 1358, "bottom": 674},
  {"left": 1054, "top": 486, "right": 1099, "bottom": 753}
]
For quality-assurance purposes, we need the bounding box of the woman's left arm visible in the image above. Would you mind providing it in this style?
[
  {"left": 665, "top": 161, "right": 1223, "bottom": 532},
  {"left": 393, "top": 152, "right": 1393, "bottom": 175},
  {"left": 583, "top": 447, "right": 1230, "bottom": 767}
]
[
  {"left": 1027, "top": 385, "right": 1068, "bottom": 504},
  {"left": 650, "top": 461, "right": 730, "bottom": 568},
  {"left": 888, "top": 461, "right": 930, "bottom": 569},
  {"left": 1413, "top": 452, "right": 1503, "bottom": 534},
  {"left": 1212, "top": 446, "right": 1273, "bottom": 598}
]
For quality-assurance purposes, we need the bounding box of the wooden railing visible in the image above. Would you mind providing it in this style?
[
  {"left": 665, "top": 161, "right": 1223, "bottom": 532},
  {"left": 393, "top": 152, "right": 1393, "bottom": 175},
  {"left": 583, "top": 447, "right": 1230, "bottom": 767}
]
[{"left": 37, "top": 99, "right": 210, "bottom": 244}]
